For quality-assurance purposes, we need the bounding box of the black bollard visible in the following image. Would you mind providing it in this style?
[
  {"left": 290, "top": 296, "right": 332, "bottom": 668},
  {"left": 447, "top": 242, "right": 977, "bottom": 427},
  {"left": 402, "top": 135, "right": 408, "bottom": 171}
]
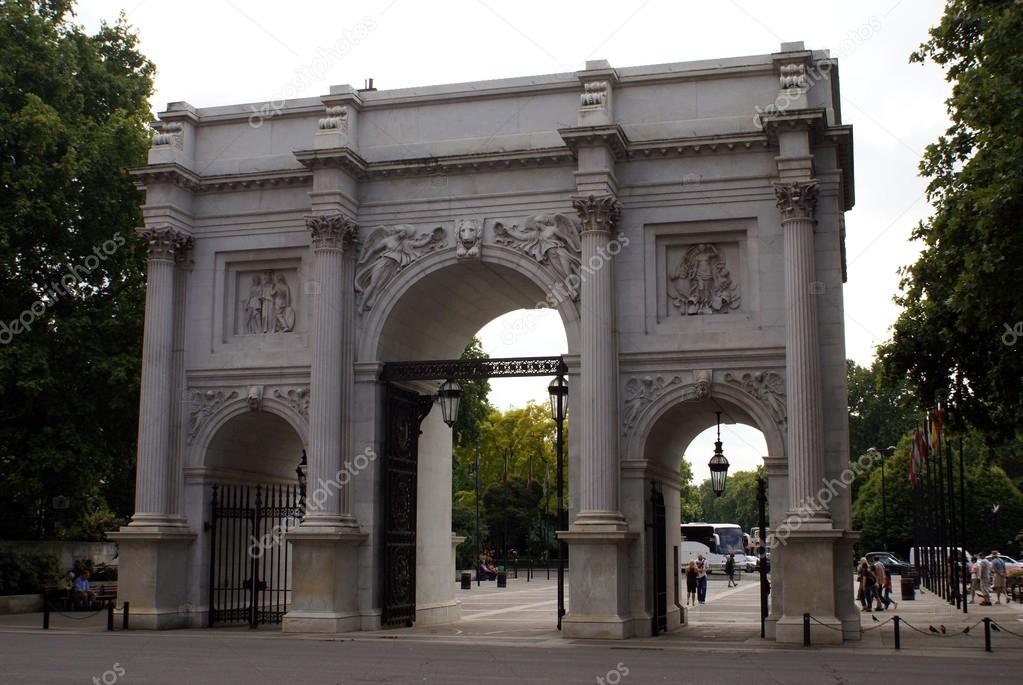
[
  {"left": 983, "top": 617, "right": 991, "bottom": 652},
  {"left": 803, "top": 613, "right": 811, "bottom": 646},
  {"left": 893, "top": 615, "right": 901, "bottom": 650},
  {"left": 460, "top": 572, "right": 471, "bottom": 590},
  {"left": 122, "top": 601, "right": 130, "bottom": 631},
  {"left": 497, "top": 571, "right": 507, "bottom": 588},
  {"left": 107, "top": 603, "right": 114, "bottom": 631},
  {"left": 43, "top": 603, "right": 50, "bottom": 630}
]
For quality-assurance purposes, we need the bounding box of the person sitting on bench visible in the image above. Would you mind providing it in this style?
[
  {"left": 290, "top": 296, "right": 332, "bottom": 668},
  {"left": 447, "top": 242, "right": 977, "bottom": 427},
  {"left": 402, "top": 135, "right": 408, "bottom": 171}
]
[{"left": 72, "top": 570, "right": 96, "bottom": 609}]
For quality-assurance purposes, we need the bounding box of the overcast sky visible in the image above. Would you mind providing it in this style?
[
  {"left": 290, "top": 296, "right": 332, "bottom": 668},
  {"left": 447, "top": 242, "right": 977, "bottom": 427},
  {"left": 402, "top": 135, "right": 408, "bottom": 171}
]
[{"left": 75, "top": 0, "right": 951, "bottom": 482}]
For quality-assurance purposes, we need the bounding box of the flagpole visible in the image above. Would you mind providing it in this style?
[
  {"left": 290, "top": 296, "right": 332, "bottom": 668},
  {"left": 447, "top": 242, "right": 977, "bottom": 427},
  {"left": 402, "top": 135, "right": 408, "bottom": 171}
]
[
  {"left": 940, "top": 404, "right": 959, "bottom": 609},
  {"left": 959, "top": 434, "right": 968, "bottom": 614}
]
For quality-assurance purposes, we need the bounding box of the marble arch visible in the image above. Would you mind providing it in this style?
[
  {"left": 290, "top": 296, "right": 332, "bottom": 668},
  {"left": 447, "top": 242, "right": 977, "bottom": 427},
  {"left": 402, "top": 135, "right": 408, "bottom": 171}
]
[{"left": 114, "top": 43, "right": 859, "bottom": 644}]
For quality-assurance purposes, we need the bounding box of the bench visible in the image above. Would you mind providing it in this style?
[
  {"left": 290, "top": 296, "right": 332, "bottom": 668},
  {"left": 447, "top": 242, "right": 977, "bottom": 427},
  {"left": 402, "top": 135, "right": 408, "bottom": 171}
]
[{"left": 43, "top": 582, "right": 118, "bottom": 611}]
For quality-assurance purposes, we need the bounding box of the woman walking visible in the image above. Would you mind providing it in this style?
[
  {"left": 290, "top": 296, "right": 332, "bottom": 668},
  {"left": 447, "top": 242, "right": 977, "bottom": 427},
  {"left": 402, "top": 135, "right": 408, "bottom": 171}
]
[{"left": 857, "top": 558, "right": 874, "bottom": 612}]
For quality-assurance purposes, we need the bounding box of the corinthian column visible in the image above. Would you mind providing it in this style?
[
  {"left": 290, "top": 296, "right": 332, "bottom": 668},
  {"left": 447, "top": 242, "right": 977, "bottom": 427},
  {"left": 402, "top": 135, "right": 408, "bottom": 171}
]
[
  {"left": 304, "top": 213, "right": 359, "bottom": 526},
  {"left": 571, "top": 194, "right": 626, "bottom": 527},
  {"left": 776, "top": 181, "right": 829, "bottom": 521},
  {"left": 132, "top": 226, "right": 192, "bottom": 525}
]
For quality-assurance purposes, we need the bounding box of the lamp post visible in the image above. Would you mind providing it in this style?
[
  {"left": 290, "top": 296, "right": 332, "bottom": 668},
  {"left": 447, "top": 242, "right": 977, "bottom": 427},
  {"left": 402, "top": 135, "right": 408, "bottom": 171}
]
[
  {"left": 296, "top": 449, "right": 308, "bottom": 519},
  {"left": 756, "top": 476, "right": 768, "bottom": 639},
  {"left": 437, "top": 380, "right": 462, "bottom": 428},
  {"left": 867, "top": 445, "right": 897, "bottom": 551},
  {"left": 708, "top": 412, "right": 729, "bottom": 497},
  {"left": 548, "top": 374, "right": 568, "bottom": 630},
  {"left": 474, "top": 445, "right": 481, "bottom": 587}
]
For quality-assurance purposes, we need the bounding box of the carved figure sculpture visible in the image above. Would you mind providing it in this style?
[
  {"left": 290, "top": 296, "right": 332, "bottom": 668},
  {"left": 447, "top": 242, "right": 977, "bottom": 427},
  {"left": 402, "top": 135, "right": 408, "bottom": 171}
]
[
  {"left": 272, "top": 272, "right": 296, "bottom": 332},
  {"left": 245, "top": 275, "right": 263, "bottom": 334},
  {"left": 259, "top": 270, "right": 275, "bottom": 333},
  {"left": 355, "top": 225, "right": 447, "bottom": 311},
  {"left": 494, "top": 214, "right": 581, "bottom": 297},
  {"left": 669, "top": 243, "right": 740, "bottom": 315}
]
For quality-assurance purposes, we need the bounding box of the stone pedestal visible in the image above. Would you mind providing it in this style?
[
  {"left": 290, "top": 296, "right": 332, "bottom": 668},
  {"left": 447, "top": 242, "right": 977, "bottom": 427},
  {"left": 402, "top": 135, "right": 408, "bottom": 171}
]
[
  {"left": 107, "top": 527, "right": 195, "bottom": 629},
  {"left": 560, "top": 530, "right": 637, "bottom": 639},
  {"left": 773, "top": 527, "right": 844, "bottom": 645},
  {"left": 282, "top": 528, "right": 366, "bottom": 633}
]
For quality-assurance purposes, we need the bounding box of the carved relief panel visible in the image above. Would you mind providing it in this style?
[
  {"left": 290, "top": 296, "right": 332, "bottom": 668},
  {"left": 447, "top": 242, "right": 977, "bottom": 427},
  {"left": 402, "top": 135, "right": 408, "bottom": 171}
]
[{"left": 644, "top": 219, "right": 758, "bottom": 332}]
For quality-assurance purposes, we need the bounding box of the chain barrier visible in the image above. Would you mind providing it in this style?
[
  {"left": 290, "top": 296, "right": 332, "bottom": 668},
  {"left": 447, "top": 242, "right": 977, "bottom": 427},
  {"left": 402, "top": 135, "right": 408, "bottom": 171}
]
[{"left": 990, "top": 620, "right": 1023, "bottom": 639}]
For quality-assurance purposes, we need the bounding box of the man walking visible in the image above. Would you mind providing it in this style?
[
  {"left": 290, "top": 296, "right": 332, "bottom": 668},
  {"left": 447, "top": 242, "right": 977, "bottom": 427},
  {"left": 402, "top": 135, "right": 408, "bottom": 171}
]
[
  {"left": 978, "top": 554, "right": 992, "bottom": 606},
  {"left": 696, "top": 554, "right": 708, "bottom": 604},
  {"left": 990, "top": 552, "right": 1007, "bottom": 605}
]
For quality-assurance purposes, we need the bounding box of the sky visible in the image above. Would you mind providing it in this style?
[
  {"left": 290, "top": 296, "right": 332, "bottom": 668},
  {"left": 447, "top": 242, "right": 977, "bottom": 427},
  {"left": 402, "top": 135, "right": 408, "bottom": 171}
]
[{"left": 74, "top": 0, "right": 952, "bottom": 483}]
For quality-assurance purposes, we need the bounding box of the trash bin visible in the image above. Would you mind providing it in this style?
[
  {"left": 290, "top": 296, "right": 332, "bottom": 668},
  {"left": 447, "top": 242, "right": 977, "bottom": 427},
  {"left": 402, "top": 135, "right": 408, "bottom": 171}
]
[
  {"left": 461, "top": 572, "right": 472, "bottom": 590},
  {"left": 900, "top": 575, "right": 915, "bottom": 600},
  {"left": 497, "top": 571, "right": 507, "bottom": 588}
]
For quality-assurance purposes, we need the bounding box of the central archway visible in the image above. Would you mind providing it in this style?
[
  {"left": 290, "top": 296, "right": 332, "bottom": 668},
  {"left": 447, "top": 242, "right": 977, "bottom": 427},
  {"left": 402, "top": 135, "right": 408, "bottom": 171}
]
[{"left": 351, "top": 247, "right": 579, "bottom": 629}]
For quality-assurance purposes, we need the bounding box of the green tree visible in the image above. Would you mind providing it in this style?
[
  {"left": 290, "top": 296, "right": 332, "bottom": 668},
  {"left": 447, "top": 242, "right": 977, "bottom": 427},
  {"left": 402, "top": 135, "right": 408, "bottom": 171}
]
[
  {"left": 678, "top": 457, "right": 702, "bottom": 522},
  {"left": 847, "top": 359, "right": 919, "bottom": 498},
  {"left": 481, "top": 476, "right": 542, "bottom": 558},
  {"left": 880, "top": 0, "right": 1023, "bottom": 436},
  {"left": 698, "top": 468, "right": 765, "bottom": 532},
  {"left": 852, "top": 432, "right": 1023, "bottom": 558},
  {"left": 0, "top": 1, "right": 155, "bottom": 539}
]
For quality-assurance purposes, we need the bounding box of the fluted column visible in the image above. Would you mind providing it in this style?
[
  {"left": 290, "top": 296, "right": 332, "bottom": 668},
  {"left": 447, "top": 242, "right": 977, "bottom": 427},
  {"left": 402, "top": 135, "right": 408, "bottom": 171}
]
[
  {"left": 776, "top": 181, "right": 829, "bottom": 521},
  {"left": 572, "top": 194, "right": 626, "bottom": 527},
  {"left": 304, "top": 213, "right": 358, "bottom": 526},
  {"left": 132, "top": 226, "right": 192, "bottom": 524}
]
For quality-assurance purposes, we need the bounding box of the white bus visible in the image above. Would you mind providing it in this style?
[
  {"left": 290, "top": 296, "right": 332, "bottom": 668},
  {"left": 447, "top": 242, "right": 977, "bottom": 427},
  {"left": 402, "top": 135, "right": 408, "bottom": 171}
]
[{"left": 681, "top": 522, "right": 757, "bottom": 573}]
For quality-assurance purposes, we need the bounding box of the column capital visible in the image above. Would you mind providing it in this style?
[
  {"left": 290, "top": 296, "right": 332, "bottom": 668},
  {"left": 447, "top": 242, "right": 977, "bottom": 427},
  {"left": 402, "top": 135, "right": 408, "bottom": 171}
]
[
  {"left": 774, "top": 181, "right": 818, "bottom": 222},
  {"left": 306, "top": 213, "right": 358, "bottom": 252},
  {"left": 137, "top": 226, "right": 192, "bottom": 262},
  {"left": 572, "top": 194, "right": 622, "bottom": 233}
]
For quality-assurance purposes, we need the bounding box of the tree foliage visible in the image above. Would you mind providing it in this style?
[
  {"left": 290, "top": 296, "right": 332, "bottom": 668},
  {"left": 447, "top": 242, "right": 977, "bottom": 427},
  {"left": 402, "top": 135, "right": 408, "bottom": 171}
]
[
  {"left": 0, "top": 1, "right": 155, "bottom": 539},
  {"left": 678, "top": 457, "right": 702, "bottom": 523},
  {"left": 852, "top": 432, "right": 1023, "bottom": 558},
  {"left": 698, "top": 468, "right": 765, "bottom": 532},
  {"left": 880, "top": 0, "right": 1023, "bottom": 436}
]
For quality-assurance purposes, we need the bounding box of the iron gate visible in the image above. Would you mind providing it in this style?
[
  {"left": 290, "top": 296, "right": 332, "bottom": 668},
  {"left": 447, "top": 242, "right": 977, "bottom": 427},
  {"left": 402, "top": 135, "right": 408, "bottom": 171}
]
[
  {"left": 381, "top": 385, "right": 434, "bottom": 627},
  {"left": 651, "top": 483, "right": 667, "bottom": 634},
  {"left": 208, "top": 483, "right": 302, "bottom": 628}
]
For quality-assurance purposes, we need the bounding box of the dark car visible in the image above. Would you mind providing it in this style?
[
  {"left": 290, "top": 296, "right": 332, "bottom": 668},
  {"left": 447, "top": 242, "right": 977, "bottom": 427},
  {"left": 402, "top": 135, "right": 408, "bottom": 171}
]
[{"left": 865, "top": 552, "right": 912, "bottom": 576}]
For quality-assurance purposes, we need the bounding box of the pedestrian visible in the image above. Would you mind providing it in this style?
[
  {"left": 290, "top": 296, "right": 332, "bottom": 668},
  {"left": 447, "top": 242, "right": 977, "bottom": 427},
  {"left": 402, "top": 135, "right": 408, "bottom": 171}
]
[
  {"left": 857, "top": 558, "right": 873, "bottom": 612},
  {"left": 685, "top": 560, "right": 698, "bottom": 606},
  {"left": 872, "top": 558, "right": 888, "bottom": 611},
  {"left": 969, "top": 555, "right": 980, "bottom": 603},
  {"left": 978, "top": 554, "right": 992, "bottom": 606},
  {"left": 725, "top": 552, "right": 736, "bottom": 587},
  {"left": 990, "top": 551, "right": 1007, "bottom": 605},
  {"left": 696, "top": 554, "right": 708, "bottom": 604}
]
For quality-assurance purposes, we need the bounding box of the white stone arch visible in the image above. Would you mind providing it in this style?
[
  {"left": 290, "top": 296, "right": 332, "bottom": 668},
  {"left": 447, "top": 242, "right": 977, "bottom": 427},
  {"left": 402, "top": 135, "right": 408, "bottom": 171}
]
[
  {"left": 625, "top": 379, "right": 786, "bottom": 467},
  {"left": 356, "top": 245, "right": 582, "bottom": 362},
  {"left": 188, "top": 395, "right": 309, "bottom": 474}
]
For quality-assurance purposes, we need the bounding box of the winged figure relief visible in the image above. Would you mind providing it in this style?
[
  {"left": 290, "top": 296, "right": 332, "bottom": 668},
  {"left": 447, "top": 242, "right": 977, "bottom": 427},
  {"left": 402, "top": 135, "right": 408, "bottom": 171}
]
[
  {"left": 355, "top": 225, "right": 447, "bottom": 311},
  {"left": 494, "top": 213, "right": 582, "bottom": 298}
]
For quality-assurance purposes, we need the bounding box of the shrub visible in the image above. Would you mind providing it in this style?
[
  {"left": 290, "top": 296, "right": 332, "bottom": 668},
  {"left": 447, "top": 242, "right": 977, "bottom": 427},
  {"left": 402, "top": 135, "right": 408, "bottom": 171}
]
[{"left": 0, "top": 552, "right": 60, "bottom": 595}]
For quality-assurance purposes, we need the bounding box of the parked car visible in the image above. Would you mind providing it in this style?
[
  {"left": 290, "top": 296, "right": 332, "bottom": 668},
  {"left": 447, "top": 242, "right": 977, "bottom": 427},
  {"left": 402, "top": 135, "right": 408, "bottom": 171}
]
[
  {"left": 985, "top": 554, "right": 1023, "bottom": 573},
  {"left": 865, "top": 551, "right": 913, "bottom": 576}
]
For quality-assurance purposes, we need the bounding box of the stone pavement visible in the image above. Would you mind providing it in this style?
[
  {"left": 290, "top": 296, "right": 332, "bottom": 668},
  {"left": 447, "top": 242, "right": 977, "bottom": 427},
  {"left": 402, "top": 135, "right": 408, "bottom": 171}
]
[{"left": 1, "top": 574, "right": 1021, "bottom": 656}]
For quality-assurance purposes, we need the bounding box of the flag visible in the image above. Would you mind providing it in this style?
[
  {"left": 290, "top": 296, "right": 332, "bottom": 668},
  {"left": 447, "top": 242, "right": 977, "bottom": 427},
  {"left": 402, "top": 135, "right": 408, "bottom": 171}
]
[
  {"left": 914, "top": 423, "right": 928, "bottom": 467},
  {"left": 921, "top": 416, "right": 931, "bottom": 462},
  {"left": 930, "top": 407, "right": 943, "bottom": 449}
]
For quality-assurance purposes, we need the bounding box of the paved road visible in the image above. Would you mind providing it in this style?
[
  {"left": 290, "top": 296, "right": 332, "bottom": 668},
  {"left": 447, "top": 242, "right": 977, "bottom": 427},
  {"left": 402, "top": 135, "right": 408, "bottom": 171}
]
[{"left": 0, "top": 629, "right": 1017, "bottom": 684}]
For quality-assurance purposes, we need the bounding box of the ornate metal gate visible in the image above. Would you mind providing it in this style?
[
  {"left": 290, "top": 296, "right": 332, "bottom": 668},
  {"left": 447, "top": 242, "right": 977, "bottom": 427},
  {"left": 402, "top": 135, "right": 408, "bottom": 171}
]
[
  {"left": 378, "top": 356, "right": 567, "bottom": 628},
  {"left": 208, "top": 483, "right": 302, "bottom": 628},
  {"left": 381, "top": 385, "right": 434, "bottom": 627},
  {"left": 651, "top": 484, "right": 667, "bottom": 634}
]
